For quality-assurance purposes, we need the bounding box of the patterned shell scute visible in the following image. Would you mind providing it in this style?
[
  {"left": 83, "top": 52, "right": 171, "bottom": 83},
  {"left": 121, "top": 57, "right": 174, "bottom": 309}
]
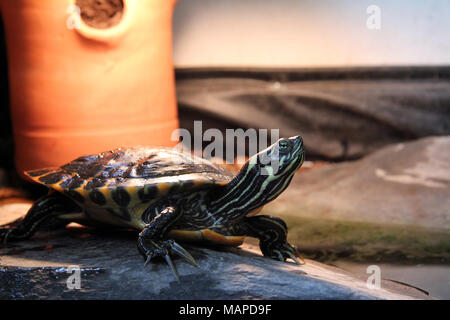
[{"left": 25, "top": 147, "right": 234, "bottom": 205}]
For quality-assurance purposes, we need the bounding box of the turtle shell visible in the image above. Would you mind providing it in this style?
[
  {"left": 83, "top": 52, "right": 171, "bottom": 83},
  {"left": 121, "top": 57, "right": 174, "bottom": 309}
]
[{"left": 25, "top": 147, "right": 234, "bottom": 207}]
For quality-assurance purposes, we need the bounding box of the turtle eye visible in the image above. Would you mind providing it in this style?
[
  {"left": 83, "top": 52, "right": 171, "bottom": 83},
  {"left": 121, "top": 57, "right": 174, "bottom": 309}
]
[{"left": 278, "top": 140, "right": 290, "bottom": 152}]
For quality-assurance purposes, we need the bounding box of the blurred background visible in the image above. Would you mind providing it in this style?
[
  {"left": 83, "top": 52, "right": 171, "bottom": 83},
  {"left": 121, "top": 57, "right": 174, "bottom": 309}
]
[
  {"left": 0, "top": 0, "right": 449, "bottom": 299},
  {"left": 172, "top": 0, "right": 450, "bottom": 299},
  {"left": 173, "top": 0, "right": 450, "bottom": 67}
]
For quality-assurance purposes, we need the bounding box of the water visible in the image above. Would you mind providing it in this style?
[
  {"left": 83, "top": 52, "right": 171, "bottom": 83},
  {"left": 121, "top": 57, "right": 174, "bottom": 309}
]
[{"left": 333, "top": 261, "right": 450, "bottom": 300}]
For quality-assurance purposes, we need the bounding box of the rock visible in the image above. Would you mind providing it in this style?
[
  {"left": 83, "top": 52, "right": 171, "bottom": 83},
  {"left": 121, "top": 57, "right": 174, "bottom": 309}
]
[
  {"left": 265, "top": 136, "right": 450, "bottom": 229},
  {"left": 0, "top": 202, "right": 32, "bottom": 226},
  {"left": 0, "top": 227, "right": 429, "bottom": 299},
  {"left": 176, "top": 72, "right": 450, "bottom": 160}
]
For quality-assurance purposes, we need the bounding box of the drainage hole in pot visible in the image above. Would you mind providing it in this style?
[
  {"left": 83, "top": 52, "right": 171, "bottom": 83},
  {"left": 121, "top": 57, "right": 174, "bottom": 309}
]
[{"left": 76, "top": 0, "right": 124, "bottom": 29}]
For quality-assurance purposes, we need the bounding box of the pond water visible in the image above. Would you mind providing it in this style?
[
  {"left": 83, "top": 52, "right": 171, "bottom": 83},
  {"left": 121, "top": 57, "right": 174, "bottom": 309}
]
[{"left": 333, "top": 261, "right": 450, "bottom": 300}]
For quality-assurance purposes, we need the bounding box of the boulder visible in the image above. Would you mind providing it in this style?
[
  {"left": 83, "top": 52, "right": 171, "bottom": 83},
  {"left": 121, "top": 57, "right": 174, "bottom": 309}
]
[
  {"left": 0, "top": 227, "right": 428, "bottom": 299},
  {"left": 265, "top": 136, "right": 450, "bottom": 229},
  {"left": 176, "top": 72, "right": 450, "bottom": 160}
]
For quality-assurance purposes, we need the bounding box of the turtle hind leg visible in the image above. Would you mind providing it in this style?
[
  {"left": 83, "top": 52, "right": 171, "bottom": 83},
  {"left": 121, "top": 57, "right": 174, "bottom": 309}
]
[
  {"left": 0, "top": 191, "right": 81, "bottom": 244},
  {"left": 137, "top": 206, "right": 198, "bottom": 282},
  {"left": 222, "top": 215, "right": 305, "bottom": 265}
]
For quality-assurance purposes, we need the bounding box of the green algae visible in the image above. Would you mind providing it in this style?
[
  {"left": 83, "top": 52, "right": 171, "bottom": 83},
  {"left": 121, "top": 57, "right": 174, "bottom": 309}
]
[{"left": 249, "top": 215, "right": 450, "bottom": 264}]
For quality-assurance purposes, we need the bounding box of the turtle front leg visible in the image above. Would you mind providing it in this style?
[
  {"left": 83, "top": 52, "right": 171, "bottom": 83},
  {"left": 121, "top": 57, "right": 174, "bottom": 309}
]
[
  {"left": 137, "top": 206, "right": 198, "bottom": 281},
  {"left": 223, "top": 215, "right": 305, "bottom": 265}
]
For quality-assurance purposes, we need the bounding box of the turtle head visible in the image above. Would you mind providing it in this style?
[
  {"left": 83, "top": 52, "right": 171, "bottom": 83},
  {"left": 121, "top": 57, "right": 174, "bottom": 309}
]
[
  {"left": 242, "top": 135, "right": 304, "bottom": 206},
  {"left": 209, "top": 136, "right": 304, "bottom": 218},
  {"left": 251, "top": 135, "right": 305, "bottom": 178}
]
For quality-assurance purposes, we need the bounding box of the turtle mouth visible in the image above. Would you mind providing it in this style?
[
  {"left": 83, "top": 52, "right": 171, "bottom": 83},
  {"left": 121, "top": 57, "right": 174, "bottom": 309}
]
[{"left": 289, "top": 136, "right": 305, "bottom": 170}]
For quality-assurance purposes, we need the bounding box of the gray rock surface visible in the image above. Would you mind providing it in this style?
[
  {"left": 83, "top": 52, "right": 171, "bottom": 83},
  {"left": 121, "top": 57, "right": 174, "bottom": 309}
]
[
  {"left": 265, "top": 136, "right": 450, "bottom": 229},
  {"left": 0, "top": 227, "right": 428, "bottom": 299},
  {"left": 177, "top": 76, "right": 450, "bottom": 160}
]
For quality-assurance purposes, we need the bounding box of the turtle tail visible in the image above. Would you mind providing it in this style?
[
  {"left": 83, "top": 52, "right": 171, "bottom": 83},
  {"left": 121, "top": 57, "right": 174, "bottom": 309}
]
[{"left": 0, "top": 191, "right": 80, "bottom": 244}]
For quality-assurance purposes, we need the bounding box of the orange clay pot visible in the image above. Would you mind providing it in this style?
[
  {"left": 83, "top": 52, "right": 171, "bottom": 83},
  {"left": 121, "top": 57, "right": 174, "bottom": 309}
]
[{"left": 0, "top": 0, "right": 179, "bottom": 180}]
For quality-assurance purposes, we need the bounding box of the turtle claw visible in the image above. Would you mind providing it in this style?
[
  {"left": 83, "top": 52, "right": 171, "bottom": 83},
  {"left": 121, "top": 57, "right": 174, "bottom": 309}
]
[
  {"left": 138, "top": 238, "right": 197, "bottom": 282},
  {"left": 144, "top": 255, "right": 152, "bottom": 267},
  {"left": 264, "top": 241, "right": 306, "bottom": 265},
  {"left": 286, "top": 251, "right": 305, "bottom": 265},
  {"left": 274, "top": 250, "right": 284, "bottom": 262},
  {"left": 168, "top": 241, "right": 198, "bottom": 267},
  {"left": 164, "top": 253, "right": 180, "bottom": 282}
]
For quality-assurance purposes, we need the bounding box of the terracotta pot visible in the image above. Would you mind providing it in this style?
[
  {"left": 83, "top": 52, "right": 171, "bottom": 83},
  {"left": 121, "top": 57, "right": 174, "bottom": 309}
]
[{"left": 0, "top": 0, "right": 179, "bottom": 179}]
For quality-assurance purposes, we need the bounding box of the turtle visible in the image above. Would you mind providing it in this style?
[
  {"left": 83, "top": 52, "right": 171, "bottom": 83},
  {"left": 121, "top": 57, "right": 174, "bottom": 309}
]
[{"left": 0, "top": 136, "right": 305, "bottom": 281}]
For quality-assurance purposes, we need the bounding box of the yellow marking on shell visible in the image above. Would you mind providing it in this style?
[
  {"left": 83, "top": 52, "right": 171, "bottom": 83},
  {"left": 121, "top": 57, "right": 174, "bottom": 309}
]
[
  {"left": 50, "top": 183, "right": 64, "bottom": 192},
  {"left": 125, "top": 186, "right": 135, "bottom": 194},
  {"left": 24, "top": 169, "right": 58, "bottom": 185},
  {"left": 157, "top": 182, "right": 172, "bottom": 195},
  {"left": 25, "top": 175, "right": 40, "bottom": 184},
  {"left": 77, "top": 177, "right": 93, "bottom": 201},
  {"left": 29, "top": 170, "right": 74, "bottom": 193},
  {"left": 124, "top": 186, "right": 141, "bottom": 208},
  {"left": 49, "top": 175, "right": 73, "bottom": 192},
  {"left": 168, "top": 229, "right": 245, "bottom": 247},
  {"left": 194, "top": 180, "right": 208, "bottom": 187},
  {"left": 98, "top": 188, "right": 112, "bottom": 207},
  {"left": 83, "top": 177, "right": 93, "bottom": 186},
  {"left": 75, "top": 187, "right": 88, "bottom": 200},
  {"left": 96, "top": 184, "right": 133, "bottom": 208}
]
